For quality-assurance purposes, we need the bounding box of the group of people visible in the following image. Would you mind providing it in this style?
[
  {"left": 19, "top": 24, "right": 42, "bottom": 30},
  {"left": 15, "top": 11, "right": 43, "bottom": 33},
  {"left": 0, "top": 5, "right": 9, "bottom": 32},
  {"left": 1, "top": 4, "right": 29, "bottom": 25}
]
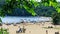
[{"left": 16, "top": 26, "right": 26, "bottom": 33}]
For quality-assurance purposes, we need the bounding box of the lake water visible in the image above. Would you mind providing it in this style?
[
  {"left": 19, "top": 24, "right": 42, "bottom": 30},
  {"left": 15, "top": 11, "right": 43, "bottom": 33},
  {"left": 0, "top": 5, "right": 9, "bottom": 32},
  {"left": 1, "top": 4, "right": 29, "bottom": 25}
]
[{"left": 0, "top": 16, "right": 52, "bottom": 23}]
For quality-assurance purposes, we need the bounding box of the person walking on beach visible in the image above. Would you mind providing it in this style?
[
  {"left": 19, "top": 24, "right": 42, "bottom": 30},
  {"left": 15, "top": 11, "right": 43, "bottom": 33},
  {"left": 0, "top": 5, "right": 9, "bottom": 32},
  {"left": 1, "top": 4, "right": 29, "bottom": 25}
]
[{"left": 46, "top": 30, "right": 48, "bottom": 34}]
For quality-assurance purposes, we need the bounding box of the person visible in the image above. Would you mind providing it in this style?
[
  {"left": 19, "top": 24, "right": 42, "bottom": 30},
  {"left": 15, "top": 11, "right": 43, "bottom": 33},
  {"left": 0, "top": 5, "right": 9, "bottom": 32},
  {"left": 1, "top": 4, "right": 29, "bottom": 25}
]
[
  {"left": 16, "top": 28, "right": 22, "bottom": 33},
  {"left": 22, "top": 26, "right": 26, "bottom": 33},
  {"left": 46, "top": 30, "right": 48, "bottom": 34}
]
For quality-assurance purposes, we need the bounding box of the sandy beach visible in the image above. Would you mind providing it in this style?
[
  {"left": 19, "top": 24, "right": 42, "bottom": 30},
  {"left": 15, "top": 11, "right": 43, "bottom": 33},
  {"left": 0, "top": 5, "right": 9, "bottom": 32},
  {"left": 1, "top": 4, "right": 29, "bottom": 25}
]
[{"left": 0, "top": 22, "right": 60, "bottom": 34}]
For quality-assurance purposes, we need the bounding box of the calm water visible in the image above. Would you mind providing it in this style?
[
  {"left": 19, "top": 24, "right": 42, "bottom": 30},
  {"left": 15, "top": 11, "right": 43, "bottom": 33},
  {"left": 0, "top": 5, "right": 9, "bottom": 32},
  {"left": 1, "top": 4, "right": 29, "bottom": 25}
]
[{"left": 0, "top": 16, "right": 52, "bottom": 23}]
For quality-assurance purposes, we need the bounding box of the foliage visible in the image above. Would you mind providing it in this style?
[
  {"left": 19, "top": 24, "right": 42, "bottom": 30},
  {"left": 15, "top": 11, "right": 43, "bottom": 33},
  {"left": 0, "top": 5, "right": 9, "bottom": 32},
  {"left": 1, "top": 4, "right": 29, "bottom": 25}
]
[
  {"left": 53, "top": 13, "right": 60, "bottom": 25},
  {"left": 1, "top": 0, "right": 39, "bottom": 16},
  {"left": 41, "top": 0, "right": 60, "bottom": 13},
  {"left": 0, "top": 0, "right": 60, "bottom": 16},
  {"left": 0, "top": 0, "right": 39, "bottom": 22},
  {"left": 35, "top": 5, "right": 57, "bottom": 17},
  {"left": 41, "top": 0, "right": 60, "bottom": 25},
  {"left": 0, "top": 28, "right": 9, "bottom": 34},
  {"left": 0, "top": 18, "right": 2, "bottom": 22}
]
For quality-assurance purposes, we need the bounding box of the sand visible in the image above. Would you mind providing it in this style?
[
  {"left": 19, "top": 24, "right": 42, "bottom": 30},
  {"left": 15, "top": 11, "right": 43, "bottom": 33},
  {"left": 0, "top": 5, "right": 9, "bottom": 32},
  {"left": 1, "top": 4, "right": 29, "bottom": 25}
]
[{"left": 0, "top": 22, "right": 60, "bottom": 34}]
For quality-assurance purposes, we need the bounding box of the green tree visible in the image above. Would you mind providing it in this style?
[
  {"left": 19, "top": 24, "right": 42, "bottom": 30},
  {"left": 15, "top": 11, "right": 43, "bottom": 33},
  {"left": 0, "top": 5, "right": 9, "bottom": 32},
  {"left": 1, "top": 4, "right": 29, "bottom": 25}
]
[
  {"left": 41, "top": 0, "right": 60, "bottom": 25},
  {"left": 0, "top": 0, "right": 39, "bottom": 23},
  {"left": 41, "top": 0, "right": 60, "bottom": 13},
  {"left": 0, "top": 0, "right": 39, "bottom": 16}
]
